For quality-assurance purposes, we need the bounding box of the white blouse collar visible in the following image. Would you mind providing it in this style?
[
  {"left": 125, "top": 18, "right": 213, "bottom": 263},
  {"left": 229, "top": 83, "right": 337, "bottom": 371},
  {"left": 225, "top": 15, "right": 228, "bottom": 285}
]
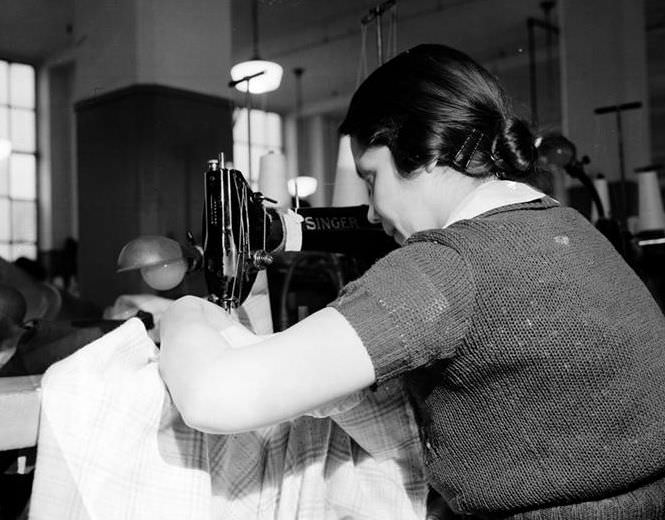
[{"left": 443, "top": 180, "right": 550, "bottom": 229}]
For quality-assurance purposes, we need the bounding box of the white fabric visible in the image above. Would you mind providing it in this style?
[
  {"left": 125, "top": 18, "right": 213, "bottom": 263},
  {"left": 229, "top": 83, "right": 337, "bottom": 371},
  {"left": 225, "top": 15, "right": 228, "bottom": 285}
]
[{"left": 29, "top": 321, "right": 426, "bottom": 519}]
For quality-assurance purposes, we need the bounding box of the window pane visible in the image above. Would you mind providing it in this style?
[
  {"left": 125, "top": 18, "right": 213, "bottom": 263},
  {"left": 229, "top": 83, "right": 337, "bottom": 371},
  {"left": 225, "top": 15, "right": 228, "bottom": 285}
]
[
  {"left": 0, "top": 197, "right": 9, "bottom": 240},
  {"left": 9, "top": 63, "right": 35, "bottom": 109},
  {"left": 10, "top": 153, "right": 36, "bottom": 199},
  {"left": 12, "top": 242, "right": 37, "bottom": 261},
  {"left": 233, "top": 108, "right": 248, "bottom": 144},
  {"left": 0, "top": 242, "right": 10, "bottom": 261},
  {"left": 0, "top": 107, "right": 8, "bottom": 139},
  {"left": 0, "top": 61, "right": 7, "bottom": 105},
  {"left": 265, "top": 113, "right": 282, "bottom": 148},
  {"left": 233, "top": 143, "right": 249, "bottom": 176},
  {"left": 11, "top": 200, "right": 36, "bottom": 241},
  {"left": 0, "top": 157, "right": 8, "bottom": 195},
  {"left": 10, "top": 109, "right": 35, "bottom": 152},
  {"left": 233, "top": 109, "right": 282, "bottom": 184},
  {"left": 250, "top": 110, "right": 266, "bottom": 146},
  {"left": 251, "top": 147, "right": 264, "bottom": 184}
]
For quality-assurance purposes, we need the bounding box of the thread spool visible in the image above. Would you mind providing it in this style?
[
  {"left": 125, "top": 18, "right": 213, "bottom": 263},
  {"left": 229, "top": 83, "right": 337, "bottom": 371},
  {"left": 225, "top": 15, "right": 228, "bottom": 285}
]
[
  {"left": 332, "top": 135, "right": 369, "bottom": 206},
  {"left": 258, "top": 151, "right": 290, "bottom": 208},
  {"left": 590, "top": 174, "right": 611, "bottom": 222},
  {"left": 635, "top": 166, "right": 665, "bottom": 234}
]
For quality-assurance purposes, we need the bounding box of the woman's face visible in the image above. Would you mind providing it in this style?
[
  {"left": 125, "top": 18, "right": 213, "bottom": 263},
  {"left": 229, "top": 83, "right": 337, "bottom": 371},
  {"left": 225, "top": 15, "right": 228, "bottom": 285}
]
[{"left": 351, "top": 139, "right": 441, "bottom": 245}]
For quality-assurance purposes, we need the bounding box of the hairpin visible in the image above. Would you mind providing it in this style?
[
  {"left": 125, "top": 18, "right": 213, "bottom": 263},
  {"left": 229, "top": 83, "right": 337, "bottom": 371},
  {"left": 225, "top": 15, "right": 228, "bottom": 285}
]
[{"left": 452, "top": 128, "right": 484, "bottom": 171}]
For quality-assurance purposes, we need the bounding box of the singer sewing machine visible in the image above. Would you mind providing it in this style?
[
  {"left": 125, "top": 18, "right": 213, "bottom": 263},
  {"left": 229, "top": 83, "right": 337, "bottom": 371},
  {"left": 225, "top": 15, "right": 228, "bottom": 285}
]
[
  {"left": 116, "top": 155, "right": 395, "bottom": 310},
  {"left": 0, "top": 154, "right": 395, "bottom": 452}
]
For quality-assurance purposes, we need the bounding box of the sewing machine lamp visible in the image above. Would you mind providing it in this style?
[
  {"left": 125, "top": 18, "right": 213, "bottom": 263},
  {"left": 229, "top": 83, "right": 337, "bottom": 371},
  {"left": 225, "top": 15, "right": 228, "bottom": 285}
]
[
  {"left": 116, "top": 236, "right": 189, "bottom": 291},
  {"left": 536, "top": 133, "right": 576, "bottom": 169},
  {"left": 116, "top": 156, "right": 396, "bottom": 310}
]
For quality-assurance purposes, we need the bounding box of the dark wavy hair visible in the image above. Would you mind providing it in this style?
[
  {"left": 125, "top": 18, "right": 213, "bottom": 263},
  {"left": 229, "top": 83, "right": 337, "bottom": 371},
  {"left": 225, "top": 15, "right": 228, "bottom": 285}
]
[{"left": 340, "top": 44, "right": 543, "bottom": 186}]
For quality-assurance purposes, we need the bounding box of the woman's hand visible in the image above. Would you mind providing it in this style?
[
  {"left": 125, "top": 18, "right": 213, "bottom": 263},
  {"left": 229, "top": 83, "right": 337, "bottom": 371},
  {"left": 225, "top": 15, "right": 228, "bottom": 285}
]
[{"left": 104, "top": 294, "right": 173, "bottom": 343}]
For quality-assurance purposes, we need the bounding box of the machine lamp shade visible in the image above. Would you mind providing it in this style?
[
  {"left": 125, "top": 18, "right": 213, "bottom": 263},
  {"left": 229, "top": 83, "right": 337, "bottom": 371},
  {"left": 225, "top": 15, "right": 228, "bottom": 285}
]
[
  {"left": 535, "top": 133, "right": 577, "bottom": 169},
  {"left": 116, "top": 236, "right": 190, "bottom": 291},
  {"left": 230, "top": 60, "right": 283, "bottom": 94},
  {"left": 0, "top": 138, "right": 11, "bottom": 160},
  {"left": 288, "top": 176, "right": 318, "bottom": 198}
]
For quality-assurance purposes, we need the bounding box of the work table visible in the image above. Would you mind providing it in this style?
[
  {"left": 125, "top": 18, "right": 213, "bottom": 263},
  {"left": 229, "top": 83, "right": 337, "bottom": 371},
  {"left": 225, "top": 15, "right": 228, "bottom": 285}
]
[{"left": 0, "top": 376, "right": 41, "bottom": 450}]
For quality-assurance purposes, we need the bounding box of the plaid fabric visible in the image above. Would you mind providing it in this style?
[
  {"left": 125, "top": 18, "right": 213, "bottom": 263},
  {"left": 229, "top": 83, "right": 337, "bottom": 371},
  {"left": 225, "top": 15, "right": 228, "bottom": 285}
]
[{"left": 29, "top": 317, "right": 427, "bottom": 519}]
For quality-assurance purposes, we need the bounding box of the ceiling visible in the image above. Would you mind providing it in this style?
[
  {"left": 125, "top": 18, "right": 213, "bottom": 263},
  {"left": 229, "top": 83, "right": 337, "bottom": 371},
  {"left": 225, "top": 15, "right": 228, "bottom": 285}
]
[
  {"left": 0, "top": 0, "right": 552, "bottom": 112},
  {"left": 0, "top": 0, "right": 73, "bottom": 63},
  {"left": 0, "top": 0, "right": 660, "bottom": 116},
  {"left": 231, "top": 0, "right": 548, "bottom": 113}
]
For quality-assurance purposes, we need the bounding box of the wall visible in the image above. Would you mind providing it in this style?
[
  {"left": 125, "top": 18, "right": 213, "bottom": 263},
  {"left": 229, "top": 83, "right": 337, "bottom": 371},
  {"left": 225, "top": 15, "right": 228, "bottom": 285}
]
[
  {"left": 135, "top": 0, "right": 232, "bottom": 98},
  {"left": 48, "top": 63, "right": 77, "bottom": 249},
  {"left": 73, "top": 0, "right": 139, "bottom": 102},
  {"left": 646, "top": 0, "right": 665, "bottom": 167},
  {"left": 76, "top": 86, "right": 233, "bottom": 306},
  {"left": 559, "top": 0, "right": 651, "bottom": 183},
  {"left": 67, "top": 0, "right": 235, "bottom": 307}
]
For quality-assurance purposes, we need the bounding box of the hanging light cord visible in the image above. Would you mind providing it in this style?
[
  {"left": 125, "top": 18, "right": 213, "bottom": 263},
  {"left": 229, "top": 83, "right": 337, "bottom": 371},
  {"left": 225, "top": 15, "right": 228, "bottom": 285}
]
[{"left": 358, "top": 0, "right": 397, "bottom": 82}]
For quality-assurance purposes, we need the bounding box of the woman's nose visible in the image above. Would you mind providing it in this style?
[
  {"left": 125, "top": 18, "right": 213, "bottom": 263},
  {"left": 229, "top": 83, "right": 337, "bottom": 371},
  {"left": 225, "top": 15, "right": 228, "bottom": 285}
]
[{"left": 367, "top": 204, "right": 381, "bottom": 224}]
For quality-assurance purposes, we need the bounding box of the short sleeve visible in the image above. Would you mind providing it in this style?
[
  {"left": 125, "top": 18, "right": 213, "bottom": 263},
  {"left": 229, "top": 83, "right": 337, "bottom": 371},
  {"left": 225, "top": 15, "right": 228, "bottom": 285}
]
[{"left": 329, "top": 241, "right": 475, "bottom": 385}]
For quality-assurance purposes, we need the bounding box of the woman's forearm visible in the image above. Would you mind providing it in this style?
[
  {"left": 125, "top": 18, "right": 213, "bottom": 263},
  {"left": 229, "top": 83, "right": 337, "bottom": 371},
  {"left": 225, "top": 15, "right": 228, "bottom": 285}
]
[
  {"left": 159, "top": 297, "right": 376, "bottom": 434},
  {"left": 159, "top": 296, "right": 234, "bottom": 425}
]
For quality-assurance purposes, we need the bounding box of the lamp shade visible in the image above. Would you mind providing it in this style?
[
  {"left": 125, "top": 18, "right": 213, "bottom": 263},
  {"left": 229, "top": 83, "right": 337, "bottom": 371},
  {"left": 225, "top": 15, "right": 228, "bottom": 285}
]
[
  {"left": 230, "top": 60, "right": 283, "bottom": 94},
  {"left": 140, "top": 260, "right": 188, "bottom": 291},
  {"left": 116, "top": 236, "right": 184, "bottom": 272},
  {"left": 116, "top": 235, "right": 188, "bottom": 291},
  {"left": 536, "top": 133, "right": 576, "bottom": 168},
  {"left": 258, "top": 151, "right": 290, "bottom": 207},
  {"left": 332, "top": 135, "right": 369, "bottom": 206}
]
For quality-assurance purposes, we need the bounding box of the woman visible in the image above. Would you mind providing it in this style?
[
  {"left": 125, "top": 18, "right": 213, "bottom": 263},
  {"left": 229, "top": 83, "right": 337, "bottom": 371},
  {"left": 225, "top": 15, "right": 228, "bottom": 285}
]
[{"left": 160, "top": 44, "right": 665, "bottom": 518}]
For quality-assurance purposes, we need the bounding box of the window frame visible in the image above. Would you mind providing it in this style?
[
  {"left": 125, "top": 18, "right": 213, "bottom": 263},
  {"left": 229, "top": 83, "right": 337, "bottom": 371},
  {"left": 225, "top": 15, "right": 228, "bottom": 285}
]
[
  {"left": 0, "top": 58, "right": 39, "bottom": 261},
  {"left": 232, "top": 107, "right": 283, "bottom": 188}
]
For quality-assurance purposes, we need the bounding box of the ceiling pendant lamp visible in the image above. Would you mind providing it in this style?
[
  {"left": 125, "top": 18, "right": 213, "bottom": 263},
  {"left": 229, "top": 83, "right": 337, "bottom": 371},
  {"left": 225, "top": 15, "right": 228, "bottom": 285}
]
[{"left": 230, "top": 0, "right": 283, "bottom": 94}]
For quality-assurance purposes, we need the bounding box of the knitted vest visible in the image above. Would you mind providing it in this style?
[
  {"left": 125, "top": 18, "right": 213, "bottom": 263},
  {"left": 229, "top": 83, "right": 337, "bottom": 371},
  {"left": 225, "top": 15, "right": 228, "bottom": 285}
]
[
  {"left": 333, "top": 199, "right": 665, "bottom": 518},
  {"left": 408, "top": 201, "right": 665, "bottom": 516}
]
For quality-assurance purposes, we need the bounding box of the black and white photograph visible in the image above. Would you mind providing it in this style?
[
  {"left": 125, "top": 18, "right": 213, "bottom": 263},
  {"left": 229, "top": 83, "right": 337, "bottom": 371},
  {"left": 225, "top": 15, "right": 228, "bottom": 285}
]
[{"left": 0, "top": 0, "right": 664, "bottom": 518}]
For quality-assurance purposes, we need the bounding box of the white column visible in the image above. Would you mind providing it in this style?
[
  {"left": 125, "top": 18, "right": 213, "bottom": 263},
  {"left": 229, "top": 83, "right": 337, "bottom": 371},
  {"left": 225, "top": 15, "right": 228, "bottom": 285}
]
[
  {"left": 306, "top": 114, "right": 326, "bottom": 207},
  {"left": 283, "top": 113, "right": 298, "bottom": 180},
  {"left": 37, "top": 69, "right": 53, "bottom": 251},
  {"left": 135, "top": 0, "right": 231, "bottom": 98},
  {"left": 73, "top": 0, "right": 231, "bottom": 101}
]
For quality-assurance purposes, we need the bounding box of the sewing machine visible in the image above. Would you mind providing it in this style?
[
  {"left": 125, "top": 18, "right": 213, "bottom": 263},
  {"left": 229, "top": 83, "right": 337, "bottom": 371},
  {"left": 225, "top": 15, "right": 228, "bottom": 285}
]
[
  {"left": 116, "top": 156, "right": 394, "bottom": 309},
  {"left": 0, "top": 155, "right": 394, "bottom": 451}
]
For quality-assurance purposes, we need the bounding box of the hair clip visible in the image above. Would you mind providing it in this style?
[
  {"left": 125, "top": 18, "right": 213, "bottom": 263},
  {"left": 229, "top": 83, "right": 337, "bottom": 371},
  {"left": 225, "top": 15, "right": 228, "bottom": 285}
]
[{"left": 452, "top": 129, "right": 484, "bottom": 171}]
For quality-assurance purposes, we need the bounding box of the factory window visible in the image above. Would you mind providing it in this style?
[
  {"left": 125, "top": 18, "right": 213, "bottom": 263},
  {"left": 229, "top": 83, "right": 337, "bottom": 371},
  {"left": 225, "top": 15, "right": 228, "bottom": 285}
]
[
  {"left": 232, "top": 108, "right": 282, "bottom": 186},
  {"left": 0, "top": 60, "right": 38, "bottom": 261}
]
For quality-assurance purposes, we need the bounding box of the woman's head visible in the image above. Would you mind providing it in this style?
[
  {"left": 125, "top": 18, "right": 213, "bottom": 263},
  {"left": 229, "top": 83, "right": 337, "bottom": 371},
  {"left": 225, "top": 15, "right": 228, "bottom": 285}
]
[
  {"left": 340, "top": 44, "right": 545, "bottom": 243},
  {"left": 340, "top": 44, "right": 538, "bottom": 183}
]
